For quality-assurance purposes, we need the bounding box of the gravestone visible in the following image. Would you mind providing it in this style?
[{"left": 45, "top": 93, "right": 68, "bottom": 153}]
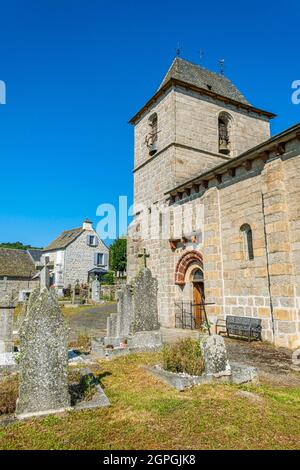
[
  {"left": 0, "top": 306, "right": 14, "bottom": 353},
  {"left": 127, "top": 267, "right": 162, "bottom": 349},
  {"left": 200, "top": 334, "right": 231, "bottom": 376},
  {"left": 107, "top": 313, "right": 118, "bottom": 338},
  {"left": 40, "top": 260, "right": 50, "bottom": 290},
  {"left": 131, "top": 268, "right": 160, "bottom": 333},
  {"left": 116, "top": 285, "right": 133, "bottom": 338},
  {"left": 104, "top": 313, "right": 121, "bottom": 346},
  {"left": 16, "top": 288, "right": 71, "bottom": 419},
  {"left": 72, "top": 280, "right": 81, "bottom": 304},
  {"left": 94, "top": 266, "right": 162, "bottom": 355},
  {"left": 91, "top": 279, "right": 101, "bottom": 303}
]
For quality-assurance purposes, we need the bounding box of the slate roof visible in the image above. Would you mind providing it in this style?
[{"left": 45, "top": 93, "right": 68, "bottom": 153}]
[
  {"left": 43, "top": 227, "right": 84, "bottom": 252},
  {"left": 0, "top": 249, "right": 36, "bottom": 278},
  {"left": 27, "top": 249, "right": 43, "bottom": 262},
  {"left": 159, "top": 58, "right": 250, "bottom": 105}
]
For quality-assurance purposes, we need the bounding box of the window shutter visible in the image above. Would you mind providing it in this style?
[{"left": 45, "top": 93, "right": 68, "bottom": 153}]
[
  {"left": 103, "top": 252, "right": 108, "bottom": 267},
  {"left": 94, "top": 253, "right": 98, "bottom": 266},
  {"left": 94, "top": 237, "right": 99, "bottom": 247},
  {"left": 86, "top": 235, "right": 90, "bottom": 245}
]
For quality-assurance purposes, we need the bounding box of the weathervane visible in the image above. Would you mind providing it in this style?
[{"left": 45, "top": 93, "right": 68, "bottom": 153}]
[
  {"left": 198, "top": 49, "right": 204, "bottom": 65},
  {"left": 219, "top": 58, "right": 225, "bottom": 75}
]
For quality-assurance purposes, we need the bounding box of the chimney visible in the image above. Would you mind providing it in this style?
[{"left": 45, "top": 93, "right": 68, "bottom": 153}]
[{"left": 83, "top": 218, "right": 93, "bottom": 231}]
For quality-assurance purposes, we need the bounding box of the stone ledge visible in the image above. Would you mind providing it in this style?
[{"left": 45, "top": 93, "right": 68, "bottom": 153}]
[{"left": 145, "top": 362, "right": 258, "bottom": 392}]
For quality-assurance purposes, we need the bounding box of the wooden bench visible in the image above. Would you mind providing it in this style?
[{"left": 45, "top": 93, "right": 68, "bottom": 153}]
[{"left": 216, "top": 315, "right": 262, "bottom": 342}]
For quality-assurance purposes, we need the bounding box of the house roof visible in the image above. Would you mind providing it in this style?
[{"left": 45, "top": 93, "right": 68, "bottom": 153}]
[
  {"left": 0, "top": 249, "right": 36, "bottom": 278},
  {"left": 43, "top": 227, "right": 84, "bottom": 252},
  {"left": 159, "top": 58, "right": 250, "bottom": 105},
  {"left": 27, "top": 249, "right": 43, "bottom": 262}
]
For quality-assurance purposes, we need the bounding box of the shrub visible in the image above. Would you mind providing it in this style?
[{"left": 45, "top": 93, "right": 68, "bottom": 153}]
[
  {"left": 76, "top": 332, "right": 91, "bottom": 352},
  {"left": 162, "top": 338, "right": 204, "bottom": 376},
  {"left": 102, "top": 271, "right": 115, "bottom": 285}
]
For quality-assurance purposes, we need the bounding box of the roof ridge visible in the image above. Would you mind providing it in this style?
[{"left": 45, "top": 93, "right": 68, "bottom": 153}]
[{"left": 61, "top": 226, "right": 82, "bottom": 233}]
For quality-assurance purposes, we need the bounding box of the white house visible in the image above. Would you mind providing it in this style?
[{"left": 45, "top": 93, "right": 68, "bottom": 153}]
[{"left": 43, "top": 218, "right": 109, "bottom": 294}]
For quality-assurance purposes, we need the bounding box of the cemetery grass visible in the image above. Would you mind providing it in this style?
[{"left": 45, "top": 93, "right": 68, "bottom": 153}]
[{"left": 0, "top": 352, "right": 299, "bottom": 450}]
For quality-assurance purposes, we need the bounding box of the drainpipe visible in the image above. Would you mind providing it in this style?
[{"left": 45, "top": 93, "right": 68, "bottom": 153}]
[{"left": 261, "top": 191, "right": 275, "bottom": 342}]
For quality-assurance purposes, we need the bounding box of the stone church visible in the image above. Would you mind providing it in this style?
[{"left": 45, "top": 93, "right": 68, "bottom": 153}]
[{"left": 127, "top": 57, "right": 300, "bottom": 349}]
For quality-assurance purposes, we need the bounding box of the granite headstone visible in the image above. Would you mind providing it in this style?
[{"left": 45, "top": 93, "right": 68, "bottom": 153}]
[
  {"left": 91, "top": 279, "right": 101, "bottom": 303},
  {"left": 200, "top": 334, "right": 231, "bottom": 376},
  {"left": 16, "top": 288, "right": 71, "bottom": 419}
]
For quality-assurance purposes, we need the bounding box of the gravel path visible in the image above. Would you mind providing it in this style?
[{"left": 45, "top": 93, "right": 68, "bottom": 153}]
[{"left": 66, "top": 303, "right": 117, "bottom": 341}]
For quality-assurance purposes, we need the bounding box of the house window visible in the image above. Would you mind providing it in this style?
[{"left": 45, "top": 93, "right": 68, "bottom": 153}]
[
  {"left": 95, "top": 253, "right": 104, "bottom": 266},
  {"left": 240, "top": 224, "right": 254, "bottom": 260},
  {"left": 218, "top": 112, "right": 232, "bottom": 155},
  {"left": 87, "top": 235, "right": 97, "bottom": 246}
]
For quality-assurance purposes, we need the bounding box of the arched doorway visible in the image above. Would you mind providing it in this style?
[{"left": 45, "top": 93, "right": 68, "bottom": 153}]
[
  {"left": 192, "top": 268, "right": 205, "bottom": 328},
  {"left": 174, "top": 250, "right": 205, "bottom": 329}
]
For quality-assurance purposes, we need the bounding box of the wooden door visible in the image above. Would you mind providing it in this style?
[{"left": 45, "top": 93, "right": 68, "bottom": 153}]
[{"left": 193, "top": 282, "right": 205, "bottom": 328}]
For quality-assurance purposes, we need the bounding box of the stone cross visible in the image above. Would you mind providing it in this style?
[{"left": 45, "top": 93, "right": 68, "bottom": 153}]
[
  {"left": 138, "top": 248, "right": 150, "bottom": 268},
  {"left": 40, "top": 258, "right": 50, "bottom": 291},
  {"left": 16, "top": 288, "right": 70, "bottom": 419}
]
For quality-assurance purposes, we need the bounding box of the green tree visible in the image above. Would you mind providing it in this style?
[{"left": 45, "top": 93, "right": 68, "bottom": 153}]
[
  {"left": 109, "top": 238, "right": 127, "bottom": 273},
  {"left": 0, "top": 242, "right": 43, "bottom": 250}
]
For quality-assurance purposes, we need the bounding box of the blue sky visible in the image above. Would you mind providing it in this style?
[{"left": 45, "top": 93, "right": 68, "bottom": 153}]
[{"left": 0, "top": 0, "right": 299, "bottom": 247}]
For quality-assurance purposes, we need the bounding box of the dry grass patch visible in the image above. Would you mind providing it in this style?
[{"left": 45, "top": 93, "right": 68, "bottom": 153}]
[{"left": 0, "top": 352, "right": 299, "bottom": 449}]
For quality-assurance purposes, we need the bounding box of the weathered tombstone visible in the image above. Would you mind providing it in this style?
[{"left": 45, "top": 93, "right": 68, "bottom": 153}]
[
  {"left": 16, "top": 288, "right": 71, "bottom": 419},
  {"left": 0, "top": 305, "right": 14, "bottom": 353},
  {"left": 131, "top": 268, "right": 160, "bottom": 333},
  {"left": 200, "top": 334, "right": 231, "bottom": 376},
  {"left": 104, "top": 313, "right": 120, "bottom": 346},
  {"left": 91, "top": 279, "right": 101, "bottom": 303},
  {"left": 72, "top": 280, "right": 81, "bottom": 304},
  {"left": 127, "top": 268, "right": 162, "bottom": 349},
  {"left": 116, "top": 285, "right": 133, "bottom": 338},
  {"left": 40, "top": 260, "right": 50, "bottom": 291},
  {"left": 93, "top": 265, "right": 162, "bottom": 355}
]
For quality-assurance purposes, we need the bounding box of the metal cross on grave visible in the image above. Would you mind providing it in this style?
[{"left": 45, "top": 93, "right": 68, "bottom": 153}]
[{"left": 138, "top": 248, "right": 150, "bottom": 268}]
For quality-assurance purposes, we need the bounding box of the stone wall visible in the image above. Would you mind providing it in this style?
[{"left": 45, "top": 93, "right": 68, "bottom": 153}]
[
  {"left": 174, "top": 87, "right": 270, "bottom": 158},
  {"left": 0, "top": 277, "right": 39, "bottom": 304}
]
